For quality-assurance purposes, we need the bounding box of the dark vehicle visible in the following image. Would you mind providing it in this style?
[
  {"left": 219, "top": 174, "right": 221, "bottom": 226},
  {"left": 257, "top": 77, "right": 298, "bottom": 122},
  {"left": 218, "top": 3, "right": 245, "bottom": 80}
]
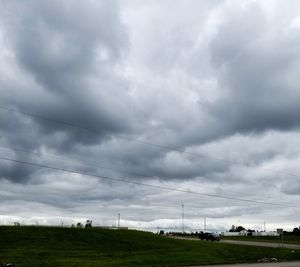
[{"left": 199, "top": 232, "right": 220, "bottom": 241}]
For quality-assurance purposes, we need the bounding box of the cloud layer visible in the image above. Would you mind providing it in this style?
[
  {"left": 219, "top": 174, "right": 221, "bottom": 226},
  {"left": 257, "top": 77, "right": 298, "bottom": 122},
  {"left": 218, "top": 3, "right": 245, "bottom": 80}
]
[{"left": 1, "top": 0, "right": 300, "bottom": 230}]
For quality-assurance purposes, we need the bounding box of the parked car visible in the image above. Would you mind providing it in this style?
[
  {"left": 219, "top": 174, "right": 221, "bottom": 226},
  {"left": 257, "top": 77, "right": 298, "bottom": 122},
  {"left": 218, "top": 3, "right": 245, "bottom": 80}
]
[{"left": 199, "top": 232, "right": 220, "bottom": 241}]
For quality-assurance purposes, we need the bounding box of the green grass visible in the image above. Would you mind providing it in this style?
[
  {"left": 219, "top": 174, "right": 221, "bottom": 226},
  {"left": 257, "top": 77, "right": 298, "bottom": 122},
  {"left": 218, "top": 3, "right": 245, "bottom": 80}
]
[
  {"left": 1, "top": 226, "right": 300, "bottom": 267},
  {"left": 222, "top": 235, "right": 300, "bottom": 245}
]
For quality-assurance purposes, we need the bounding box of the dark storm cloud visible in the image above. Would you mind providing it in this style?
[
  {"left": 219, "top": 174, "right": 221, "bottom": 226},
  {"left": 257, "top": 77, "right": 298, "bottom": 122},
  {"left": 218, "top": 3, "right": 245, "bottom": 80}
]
[
  {"left": 0, "top": 110, "right": 40, "bottom": 182},
  {"left": 0, "top": 160, "right": 32, "bottom": 183},
  {"left": 206, "top": 2, "right": 300, "bottom": 138},
  {"left": 0, "top": 0, "right": 132, "bottom": 150},
  {"left": 118, "top": 0, "right": 300, "bottom": 154},
  {"left": 1, "top": 0, "right": 300, "bottom": 184},
  {"left": 1, "top": 0, "right": 300, "bottom": 229},
  {"left": 0, "top": 0, "right": 135, "bottom": 183}
]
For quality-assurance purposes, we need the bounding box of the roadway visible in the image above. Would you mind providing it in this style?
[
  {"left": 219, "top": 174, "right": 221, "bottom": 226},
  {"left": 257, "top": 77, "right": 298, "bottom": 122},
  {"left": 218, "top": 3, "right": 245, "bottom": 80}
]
[
  {"left": 220, "top": 240, "right": 300, "bottom": 250},
  {"left": 170, "top": 236, "right": 300, "bottom": 250},
  {"left": 190, "top": 261, "right": 300, "bottom": 267}
]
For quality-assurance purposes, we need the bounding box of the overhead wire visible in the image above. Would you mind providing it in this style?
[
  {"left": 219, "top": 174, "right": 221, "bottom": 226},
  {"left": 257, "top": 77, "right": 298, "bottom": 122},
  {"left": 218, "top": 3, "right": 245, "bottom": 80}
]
[
  {"left": 0, "top": 143, "right": 287, "bottom": 203},
  {"left": 1, "top": 105, "right": 299, "bottom": 209},
  {"left": 0, "top": 155, "right": 297, "bottom": 208},
  {"left": 0, "top": 144, "right": 140, "bottom": 178},
  {"left": 0, "top": 105, "right": 299, "bottom": 180}
]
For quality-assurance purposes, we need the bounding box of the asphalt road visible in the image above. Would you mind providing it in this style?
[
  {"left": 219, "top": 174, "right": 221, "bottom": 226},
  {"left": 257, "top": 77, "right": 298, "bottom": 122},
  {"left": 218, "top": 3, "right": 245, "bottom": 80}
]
[
  {"left": 170, "top": 236, "right": 300, "bottom": 250},
  {"left": 220, "top": 240, "right": 300, "bottom": 250},
  {"left": 190, "top": 261, "right": 300, "bottom": 267}
]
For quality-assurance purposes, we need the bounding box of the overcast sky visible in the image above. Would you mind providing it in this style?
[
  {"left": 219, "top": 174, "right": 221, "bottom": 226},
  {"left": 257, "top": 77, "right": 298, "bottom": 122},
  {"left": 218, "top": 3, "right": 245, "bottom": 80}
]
[{"left": 1, "top": 0, "right": 300, "bottom": 232}]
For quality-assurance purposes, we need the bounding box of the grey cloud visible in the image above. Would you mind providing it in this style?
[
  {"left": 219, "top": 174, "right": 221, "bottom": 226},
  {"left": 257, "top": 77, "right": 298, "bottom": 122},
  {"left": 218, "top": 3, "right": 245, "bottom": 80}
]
[
  {"left": 0, "top": 0, "right": 300, "bottom": 229},
  {"left": 281, "top": 181, "right": 300, "bottom": 196},
  {"left": 0, "top": 0, "right": 132, "bottom": 151},
  {"left": 1, "top": 0, "right": 299, "bottom": 185},
  {"left": 0, "top": 160, "right": 32, "bottom": 183},
  {"left": 206, "top": 2, "right": 300, "bottom": 138},
  {"left": 11, "top": 1, "right": 126, "bottom": 81}
]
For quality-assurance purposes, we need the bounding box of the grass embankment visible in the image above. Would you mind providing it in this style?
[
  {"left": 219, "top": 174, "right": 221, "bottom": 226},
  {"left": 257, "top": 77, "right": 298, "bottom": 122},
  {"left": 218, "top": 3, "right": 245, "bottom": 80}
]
[
  {"left": 222, "top": 235, "right": 300, "bottom": 245},
  {"left": 1, "top": 226, "right": 300, "bottom": 267}
]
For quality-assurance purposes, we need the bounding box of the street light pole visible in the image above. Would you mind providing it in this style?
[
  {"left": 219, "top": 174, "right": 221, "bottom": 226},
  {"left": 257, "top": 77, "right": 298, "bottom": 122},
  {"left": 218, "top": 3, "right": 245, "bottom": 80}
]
[{"left": 182, "top": 203, "right": 184, "bottom": 234}]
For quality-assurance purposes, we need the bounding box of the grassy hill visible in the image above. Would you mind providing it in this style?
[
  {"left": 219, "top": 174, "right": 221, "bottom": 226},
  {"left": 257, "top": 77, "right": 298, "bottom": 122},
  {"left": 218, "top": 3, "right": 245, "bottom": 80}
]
[{"left": 1, "top": 226, "right": 300, "bottom": 267}]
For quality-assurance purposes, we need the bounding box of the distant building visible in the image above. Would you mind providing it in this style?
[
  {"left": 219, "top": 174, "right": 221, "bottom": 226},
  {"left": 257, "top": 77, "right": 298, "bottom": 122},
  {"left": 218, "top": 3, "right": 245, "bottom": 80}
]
[{"left": 220, "top": 231, "right": 279, "bottom": 237}]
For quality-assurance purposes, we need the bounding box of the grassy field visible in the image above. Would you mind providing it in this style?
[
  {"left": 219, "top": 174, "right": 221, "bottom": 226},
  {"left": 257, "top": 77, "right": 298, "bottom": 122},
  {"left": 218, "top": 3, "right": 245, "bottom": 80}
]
[
  {"left": 222, "top": 235, "right": 300, "bottom": 245},
  {"left": 1, "top": 226, "right": 300, "bottom": 267}
]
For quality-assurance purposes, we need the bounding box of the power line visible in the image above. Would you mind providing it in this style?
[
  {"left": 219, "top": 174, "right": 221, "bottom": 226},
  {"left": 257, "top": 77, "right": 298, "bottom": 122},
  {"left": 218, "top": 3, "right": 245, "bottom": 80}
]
[
  {"left": 0, "top": 155, "right": 297, "bottom": 208},
  {"left": 0, "top": 144, "right": 139, "bottom": 178},
  {"left": 0, "top": 143, "right": 295, "bottom": 207},
  {"left": 0, "top": 143, "right": 291, "bottom": 205},
  {"left": 0, "top": 105, "right": 299, "bottom": 180},
  {"left": 1, "top": 105, "right": 299, "bottom": 208}
]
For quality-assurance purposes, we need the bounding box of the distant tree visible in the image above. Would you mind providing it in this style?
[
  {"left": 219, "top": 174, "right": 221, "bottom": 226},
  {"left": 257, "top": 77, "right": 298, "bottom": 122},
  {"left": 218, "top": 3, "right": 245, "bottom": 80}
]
[
  {"left": 236, "top": 226, "right": 246, "bottom": 232},
  {"left": 85, "top": 220, "right": 92, "bottom": 228},
  {"left": 77, "top": 222, "right": 83, "bottom": 228},
  {"left": 229, "top": 225, "right": 236, "bottom": 232},
  {"left": 229, "top": 225, "right": 246, "bottom": 232},
  {"left": 292, "top": 227, "right": 300, "bottom": 236}
]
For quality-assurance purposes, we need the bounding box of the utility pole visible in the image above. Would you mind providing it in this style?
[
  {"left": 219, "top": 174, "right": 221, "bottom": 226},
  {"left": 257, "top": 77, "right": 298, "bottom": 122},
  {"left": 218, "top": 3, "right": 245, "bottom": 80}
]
[
  {"left": 264, "top": 221, "right": 266, "bottom": 232},
  {"left": 117, "top": 213, "right": 120, "bottom": 228},
  {"left": 182, "top": 203, "right": 184, "bottom": 234},
  {"left": 204, "top": 217, "right": 206, "bottom": 233}
]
